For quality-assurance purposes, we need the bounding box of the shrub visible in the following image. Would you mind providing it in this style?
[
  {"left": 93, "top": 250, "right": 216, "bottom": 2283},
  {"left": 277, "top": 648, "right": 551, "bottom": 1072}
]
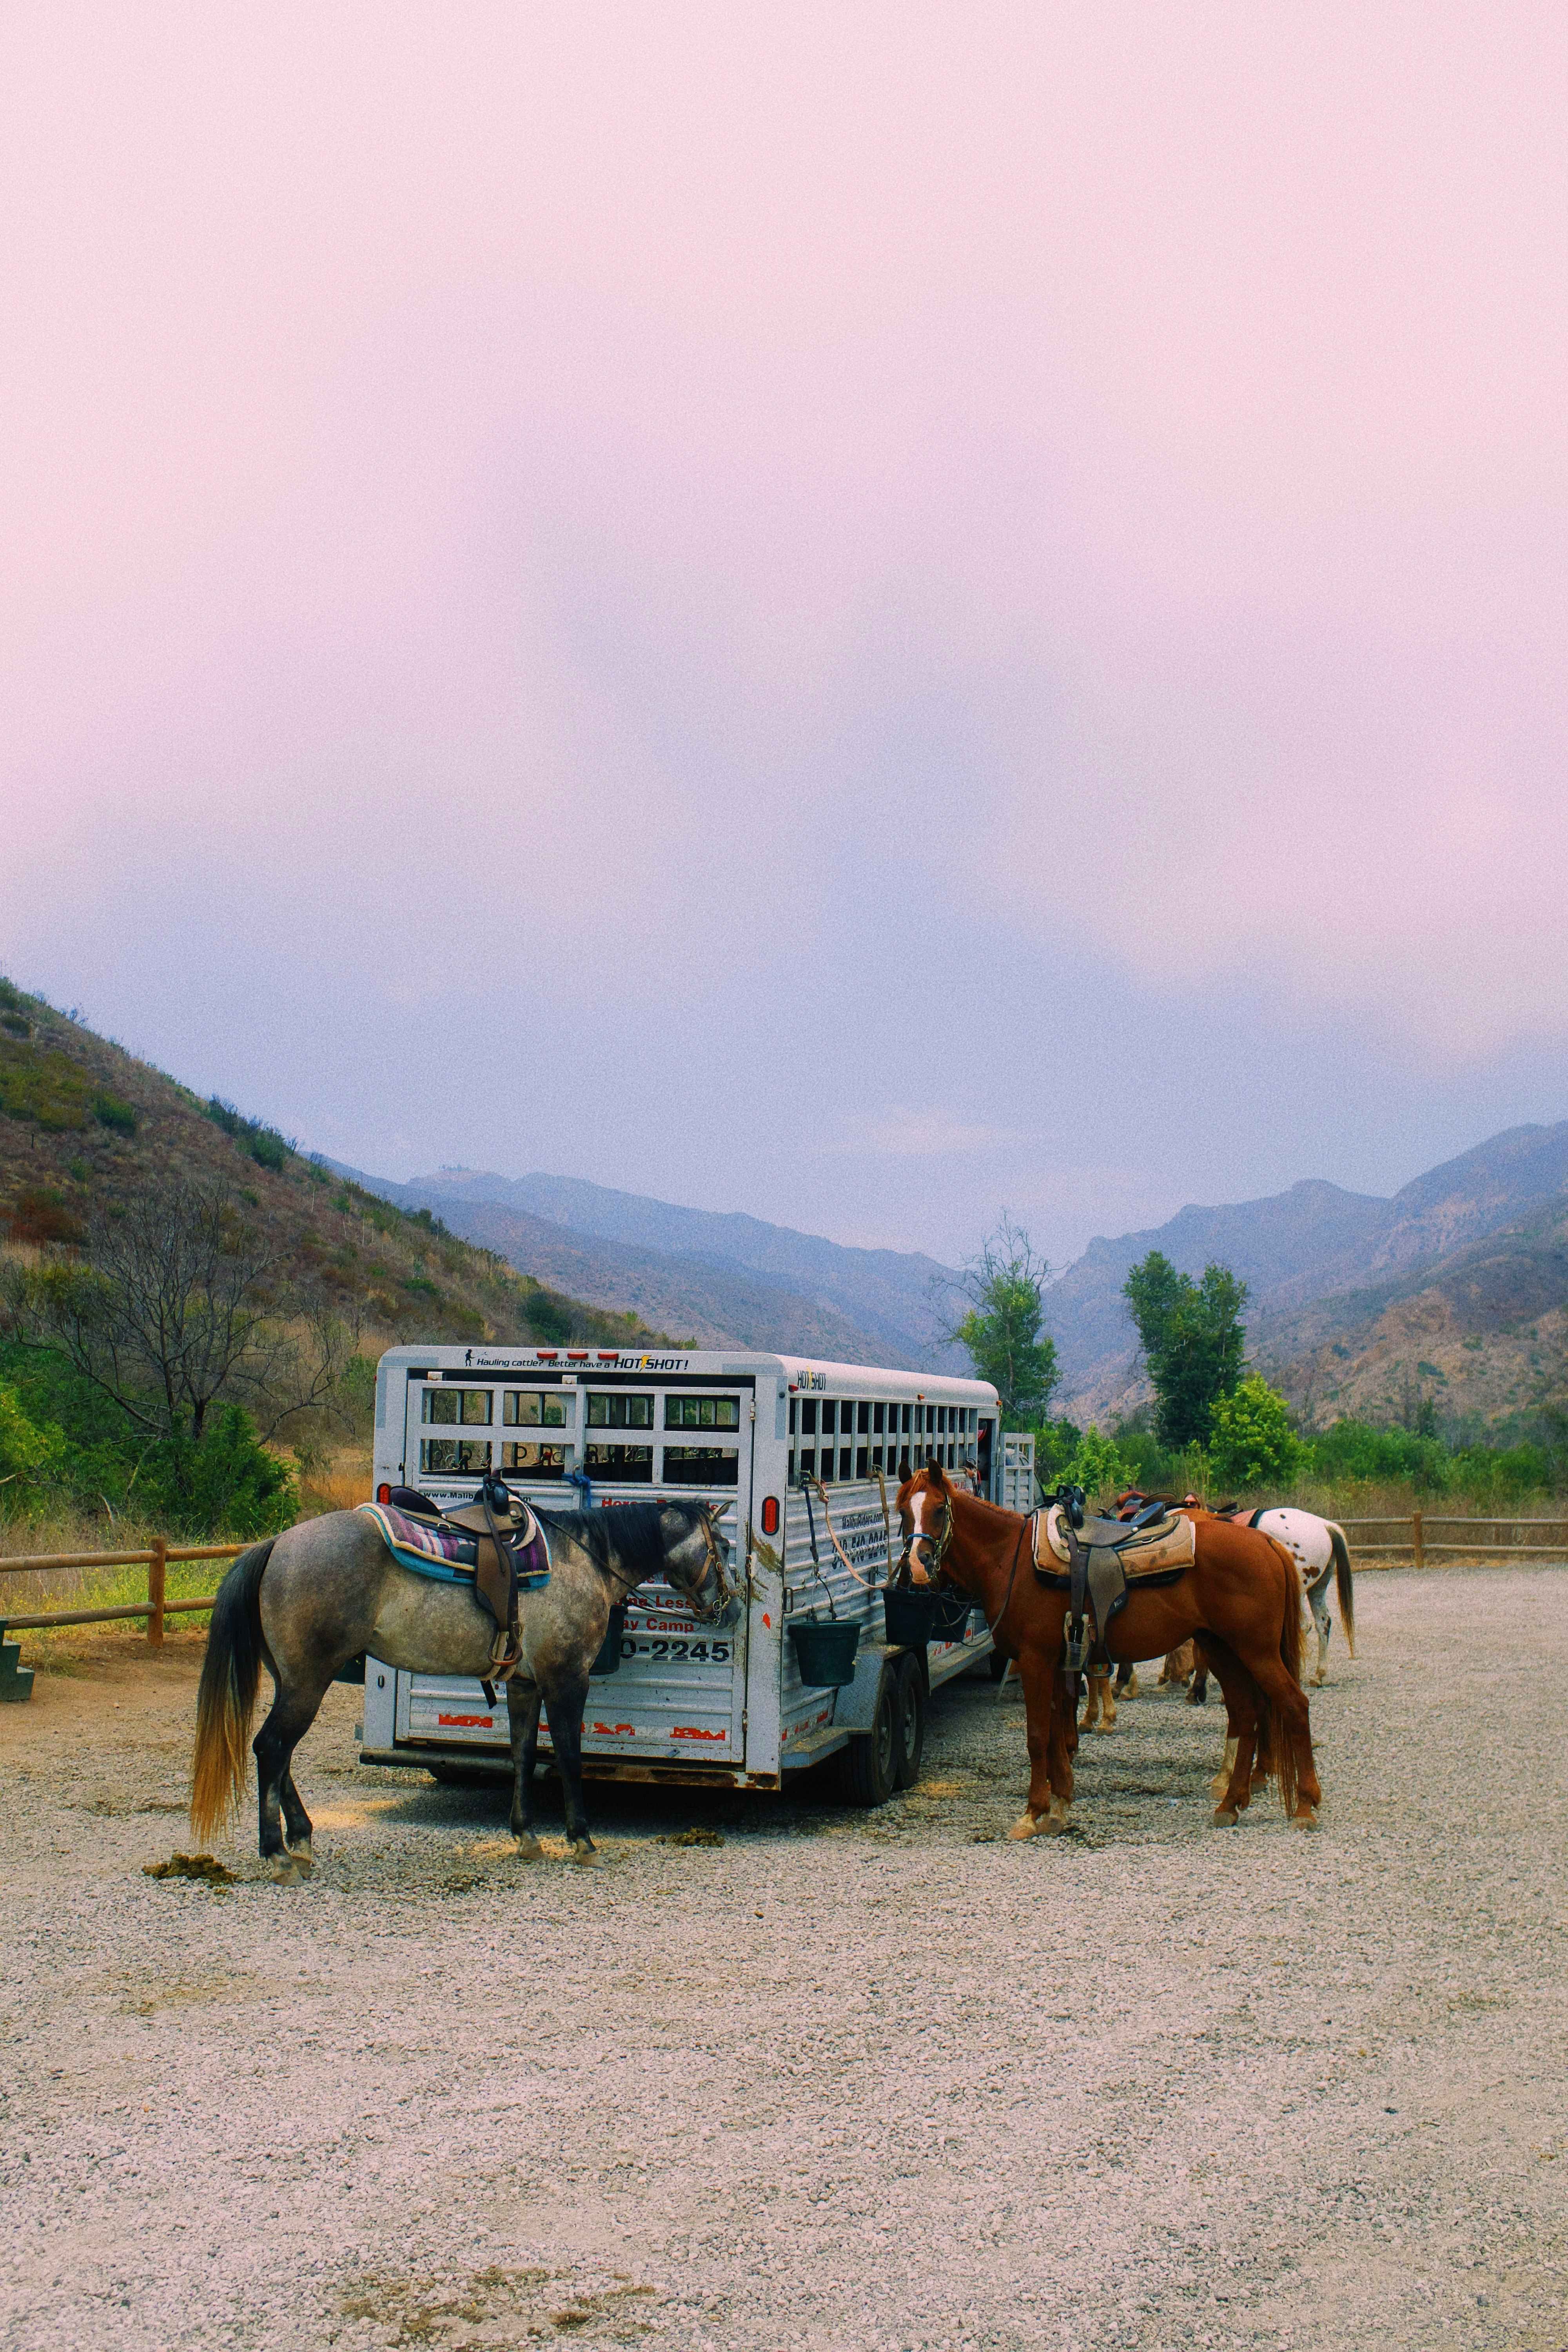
[
  {"left": 1060, "top": 1425, "right": 1136, "bottom": 1508},
  {"left": 135, "top": 1406, "right": 298, "bottom": 1539},
  {"left": 248, "top": 1129, "right": 287, "bottom": 1171},
  {"left": 5, "top": 1187, "right": 88, "bottom": 1247},
  {"left": 92, "top": 1092, "right": 139, "bottom": 1136},
  {"left": 0, "top": 1041, "right": 93, "bottom": 1131},
  {"left": 1209, "top": 1374, "right": 1306, "bottom": 1492},
  {"left": 526, "top": 1290, "right": 573, "bottom": 1344},
  {"left": 203, "top": 1095, "right": 292, "bottom": 1170},
  {"left": 0, "top": 1381, "right": 66, "bottom": 1492}
]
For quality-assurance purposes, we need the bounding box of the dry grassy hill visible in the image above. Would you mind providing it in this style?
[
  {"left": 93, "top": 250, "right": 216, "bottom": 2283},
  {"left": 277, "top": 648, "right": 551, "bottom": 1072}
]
[{"left": 0, "top": 976, "right": 666, "bottom": 1362}]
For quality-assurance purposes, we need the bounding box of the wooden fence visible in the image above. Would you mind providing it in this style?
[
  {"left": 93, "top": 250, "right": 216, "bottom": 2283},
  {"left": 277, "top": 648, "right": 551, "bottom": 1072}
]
[
  {"left": 0, "top": 1540, "right": 246, "bottom": 1645},
  {"left": 1338, "top": 1514, "right": 1568, "bottom": 1570}
]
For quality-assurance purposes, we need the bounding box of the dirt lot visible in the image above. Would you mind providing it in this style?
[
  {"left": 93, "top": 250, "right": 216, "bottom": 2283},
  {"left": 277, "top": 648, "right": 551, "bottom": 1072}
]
[{"left": 1, "top": 1565, "right": 1565, "bottom": 2352}]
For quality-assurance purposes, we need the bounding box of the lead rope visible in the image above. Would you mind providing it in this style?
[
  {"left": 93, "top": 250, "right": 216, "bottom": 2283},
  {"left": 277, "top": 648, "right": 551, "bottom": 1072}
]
[
  {"left": 875, "top": 1466, "right": 896, "bottom": 1582},
  {"left": 813, "top": 1479, "right": 888, "bottom": 1591}
]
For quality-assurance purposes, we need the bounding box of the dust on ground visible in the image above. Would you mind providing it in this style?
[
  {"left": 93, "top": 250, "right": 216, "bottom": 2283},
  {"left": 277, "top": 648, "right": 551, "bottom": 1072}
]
[{"left": 1, "top": 1571, "right": 1565, "bottom": 2351}]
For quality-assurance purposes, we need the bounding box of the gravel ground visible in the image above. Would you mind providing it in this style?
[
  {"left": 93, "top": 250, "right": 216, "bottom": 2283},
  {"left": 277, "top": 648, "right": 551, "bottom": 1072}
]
[{"left": 2, "top": 1564, "right": 1565, "bottom": 2352}]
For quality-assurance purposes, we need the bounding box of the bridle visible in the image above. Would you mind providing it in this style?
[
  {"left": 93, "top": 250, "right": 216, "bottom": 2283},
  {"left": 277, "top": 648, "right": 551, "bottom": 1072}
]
[
  {"left": 589, "top": 1502, "right": 737, "bottom": 1621},
  {"left": 900, "top": 1472, "right": 1029, "bottom": 1650},
  {"left": 897, "top": 1486, "right": 953, "bottom": 1584},
  {"left": 688, "top": 1503, "right": 738, "bottom": 1621}
]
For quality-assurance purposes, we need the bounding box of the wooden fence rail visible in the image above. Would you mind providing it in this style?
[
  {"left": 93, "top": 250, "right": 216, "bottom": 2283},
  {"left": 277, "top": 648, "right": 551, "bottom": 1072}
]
[
  {"left": 0, "top": 1539, "right": 246, "bottom": 1645},
  {"left": 1337, "top": 1512, "right": 1568, "bottom": 1572}
]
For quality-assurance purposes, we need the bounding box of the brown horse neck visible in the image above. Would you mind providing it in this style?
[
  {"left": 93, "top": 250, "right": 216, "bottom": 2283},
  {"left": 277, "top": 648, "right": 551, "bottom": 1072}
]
[{"left": 942, "top": 1483, "right": 1030, "bottom": 1599}]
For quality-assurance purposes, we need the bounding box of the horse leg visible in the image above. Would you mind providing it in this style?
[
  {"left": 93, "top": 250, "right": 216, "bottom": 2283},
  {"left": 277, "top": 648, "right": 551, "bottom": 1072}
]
[
  {"left": 254, "top": 1677, "right": 330, "bottom": 1883},
  {"left": 1080, "top": 1670, "right": 1102, "bottom": 1732},
  {"left": 543, "top": 1677, "right": 598, "bottom": 1863},
  {"left": 279, "top": 1769, "right": 314, "bottom": 1871},
  {"left": 1115, "top": 1661, "right": 1138, "bottom": 1699},
  {"left": 505, "top": 1680, "right": 545, "bottom": 1861},
  {"left": 1195, "top": 1639, "right": 1258, "bottom": 1825},
  {"left": 1311, "top": 1586, "right": 1332, "bottom": 1686},
  {"left": 1097, "top": 1668, "right": 1117, "bottom": 1731},
  {"left": 1008, "top": 1646, "right": 1070, "bottom": 1838}
]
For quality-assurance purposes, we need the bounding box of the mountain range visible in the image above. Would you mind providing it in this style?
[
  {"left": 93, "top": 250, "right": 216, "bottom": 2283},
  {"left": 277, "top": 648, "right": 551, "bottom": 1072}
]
[
  {"left": 323, "top": 1161, "right": 964, "bottom": 1371},
  {"left": 337, "top": 1123, "right": 1568, "bottom": 1436},
  {"left": 1043, "top": 1121, "right": 1568, "bottom": 1433}
]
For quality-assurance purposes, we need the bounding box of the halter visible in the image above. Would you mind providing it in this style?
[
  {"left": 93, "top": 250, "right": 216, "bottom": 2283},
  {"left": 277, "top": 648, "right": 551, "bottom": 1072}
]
[{"left": 898, "top": 1485, "right": 953, "bottom": 1584}]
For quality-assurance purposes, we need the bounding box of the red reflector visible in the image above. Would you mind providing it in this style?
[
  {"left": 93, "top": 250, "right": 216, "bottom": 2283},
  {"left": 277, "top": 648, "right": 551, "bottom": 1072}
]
[
  {"left": 567, "top": 1350, "right": 588, "bottom": 1360},
  {"left": 597, "top": 1351, "right": 618, "bottom": 1361},
  {"left": 376, "top": 1482, "right": 391, "bottom": 1504},
  {"left": 536, "top": 1349, "right": 558, "bottom": 1359},
  {"left": 760, "top": 1495, "right": 779, "bottom": 1537}
]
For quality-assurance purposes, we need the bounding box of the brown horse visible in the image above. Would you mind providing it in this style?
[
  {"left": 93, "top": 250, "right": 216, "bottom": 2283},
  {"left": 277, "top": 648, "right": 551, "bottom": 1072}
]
[{"left": 898, "top": 1464, "right": 1319, "bottom": 1837}]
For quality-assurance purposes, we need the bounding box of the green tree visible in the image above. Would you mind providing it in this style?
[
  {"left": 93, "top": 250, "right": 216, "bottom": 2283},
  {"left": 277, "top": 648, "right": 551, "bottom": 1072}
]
[
  {"left": 1208, "top": 1374, "right": 1305, "bottom": 1492},
  {"left": 1123, "top": 1250, "right": 1249, "bottom": 1448},
  {"left": 942, "top": 1215, "right": 1058, "bottom": 1421}
]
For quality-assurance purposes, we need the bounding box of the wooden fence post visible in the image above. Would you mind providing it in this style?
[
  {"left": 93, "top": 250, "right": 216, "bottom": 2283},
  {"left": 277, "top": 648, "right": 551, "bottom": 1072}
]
[
  {"left": 1412, "top": 1510, "right": 1424, "bottom": 1572},
  {"left": 147, "top": 1537, "right": 167, "bottom": 1649}
]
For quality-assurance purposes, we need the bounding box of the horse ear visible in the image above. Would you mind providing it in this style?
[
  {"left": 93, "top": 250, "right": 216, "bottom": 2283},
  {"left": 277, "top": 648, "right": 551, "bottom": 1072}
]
[{"left": 927, "top": 1460, "right": 948, "bottom": 1491}]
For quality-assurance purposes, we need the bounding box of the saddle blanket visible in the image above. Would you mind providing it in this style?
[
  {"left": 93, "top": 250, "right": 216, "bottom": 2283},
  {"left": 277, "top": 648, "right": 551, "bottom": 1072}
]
[
  {"left": 1037, "top": 1506, "right": 1194, "bottom": 1577},
  {"left": 357, "top": 1502, "right": 552, "bottom": 1589}
]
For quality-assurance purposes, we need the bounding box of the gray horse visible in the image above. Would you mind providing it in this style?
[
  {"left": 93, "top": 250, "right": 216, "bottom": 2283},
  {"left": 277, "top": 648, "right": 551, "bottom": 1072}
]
[{"left": 191, "top": 1498, "right": 737, "bottom": 1878}]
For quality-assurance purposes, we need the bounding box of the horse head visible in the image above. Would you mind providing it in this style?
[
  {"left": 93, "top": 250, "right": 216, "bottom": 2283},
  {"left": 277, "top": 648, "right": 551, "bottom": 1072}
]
[
  {"left": 895, "top": 1462, "right": 954, "bottom": 1586},
  {"left": 661, "top": 1500, "right": 742, "bottom": 1627}
]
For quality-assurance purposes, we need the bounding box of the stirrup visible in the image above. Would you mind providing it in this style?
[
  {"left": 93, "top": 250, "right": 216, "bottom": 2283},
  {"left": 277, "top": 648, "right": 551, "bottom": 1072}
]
[
  {"left": 1062, "top": 1614, "right": 1091, "bottom": 1673},
  {"left": 489, "top": 1626, "right": 523, "bottom": 1681}
]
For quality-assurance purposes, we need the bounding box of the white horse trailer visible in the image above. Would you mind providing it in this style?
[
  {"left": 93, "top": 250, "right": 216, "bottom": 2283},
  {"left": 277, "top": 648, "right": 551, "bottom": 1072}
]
[{"left": 359, "top": 1344, "right": 1000, "bottom": 1801}]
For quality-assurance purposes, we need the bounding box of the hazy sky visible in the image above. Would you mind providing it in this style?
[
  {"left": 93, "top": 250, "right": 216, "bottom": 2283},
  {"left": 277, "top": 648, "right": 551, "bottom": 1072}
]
[{"left": 5, "top": 6, "right": 1567, "bottom": 1269}]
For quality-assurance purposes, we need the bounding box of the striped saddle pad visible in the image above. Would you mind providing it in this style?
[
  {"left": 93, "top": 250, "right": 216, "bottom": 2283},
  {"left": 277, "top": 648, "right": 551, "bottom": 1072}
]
[{"left": 358, "top": 1502, "right": 552, "bottom": 1589}]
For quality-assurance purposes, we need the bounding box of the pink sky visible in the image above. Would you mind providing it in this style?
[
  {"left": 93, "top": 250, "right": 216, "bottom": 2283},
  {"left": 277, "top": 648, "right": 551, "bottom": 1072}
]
[{"left": 4, "top": 6, "right": 1566, "bottom": 1258}]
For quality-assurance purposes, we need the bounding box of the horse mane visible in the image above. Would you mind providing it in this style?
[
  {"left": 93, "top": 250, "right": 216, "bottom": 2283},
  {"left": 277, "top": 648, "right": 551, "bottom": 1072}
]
[{"left": 535, "top": 1501, "right": 685, "bottom": 1584}]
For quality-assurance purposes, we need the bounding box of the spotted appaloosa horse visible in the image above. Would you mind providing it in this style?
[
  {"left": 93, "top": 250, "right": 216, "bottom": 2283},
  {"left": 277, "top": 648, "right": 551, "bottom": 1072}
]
[{"left": 900, "top": 1464, "right": 1320, "bottom": 1835}]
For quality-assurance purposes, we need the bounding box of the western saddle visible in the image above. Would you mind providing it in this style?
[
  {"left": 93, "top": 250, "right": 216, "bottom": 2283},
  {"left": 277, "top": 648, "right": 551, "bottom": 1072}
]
[
  {"left": 1033, "top": 1486, "right": 1195, "bottom": 1672},
  {"left": 384, "top": 1472, "right": 543, "bottom": 1683}
]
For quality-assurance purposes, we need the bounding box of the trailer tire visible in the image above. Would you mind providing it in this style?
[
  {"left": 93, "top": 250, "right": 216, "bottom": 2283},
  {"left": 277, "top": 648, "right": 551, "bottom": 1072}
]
[
  {"left": 837, "top": 1666, "right": 899, "bottom": 1808},
  {"left": 892, "top": 1653, "right": 926, "bottom": 1789}
]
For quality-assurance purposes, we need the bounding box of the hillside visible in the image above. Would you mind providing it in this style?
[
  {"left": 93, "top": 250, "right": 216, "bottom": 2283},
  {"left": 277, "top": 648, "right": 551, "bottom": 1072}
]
[
  {"left": 1046, "top": 1120, "right": 1568, "bottom": 1431},
  {"left": 0, "top": 980, "right": 666, "bottom": 1365},
  {"left": 329, "top": 1161, "right": 962, "bottom": 1371}
]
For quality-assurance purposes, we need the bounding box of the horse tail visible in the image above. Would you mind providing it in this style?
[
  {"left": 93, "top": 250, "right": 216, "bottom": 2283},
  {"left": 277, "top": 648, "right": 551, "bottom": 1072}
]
[
  {"left": 1327, "top": 1522, "right": 1356, "bottom": 1656},
  {"left": 190, "top": 1539, "right": 276, "bottom": 1844}
]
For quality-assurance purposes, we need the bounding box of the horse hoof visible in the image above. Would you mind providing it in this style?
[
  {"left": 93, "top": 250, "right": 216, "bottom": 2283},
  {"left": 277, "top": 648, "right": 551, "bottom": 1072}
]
[
  {"left": 1293, "top": 1806, "right": 1320, "bottom": 1831},
  {"left": 1210, "top": 1806, "right": 1239, "bottom": 1828},
  {"left": 567, "top": 1840, "right": 602, "bottom": 1867},
  {"left": 288, "top": 1842, "right": 315, "bottom": 1876},
  {"left": 1091, "top": 1722, "right": 1115, "bottom": 1736},
  {"left": 512, "top": 1833, "right": 544, "bottom": 1863},
  {"left": 1007, "top": 1813, "right": 1044, "bottom": 1840},
  {"left": 265, "top": 1854, "right": 303, "bottom": 1885}
]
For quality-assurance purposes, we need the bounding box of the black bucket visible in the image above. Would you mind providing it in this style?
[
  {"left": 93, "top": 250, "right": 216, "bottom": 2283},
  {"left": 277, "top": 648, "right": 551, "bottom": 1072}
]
[
  {"left": 789, "top": 1617, "right": 860, "bottom": 1688},
  {"left": 932, "top": 1589, "right": 975, "bottom": 1640},
  {"left": 881, "top": 1584, "right": 936, "bottom": 1647},
  {"left": 589, "top": 1601, "right": 626, "bottom": 1677}
]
